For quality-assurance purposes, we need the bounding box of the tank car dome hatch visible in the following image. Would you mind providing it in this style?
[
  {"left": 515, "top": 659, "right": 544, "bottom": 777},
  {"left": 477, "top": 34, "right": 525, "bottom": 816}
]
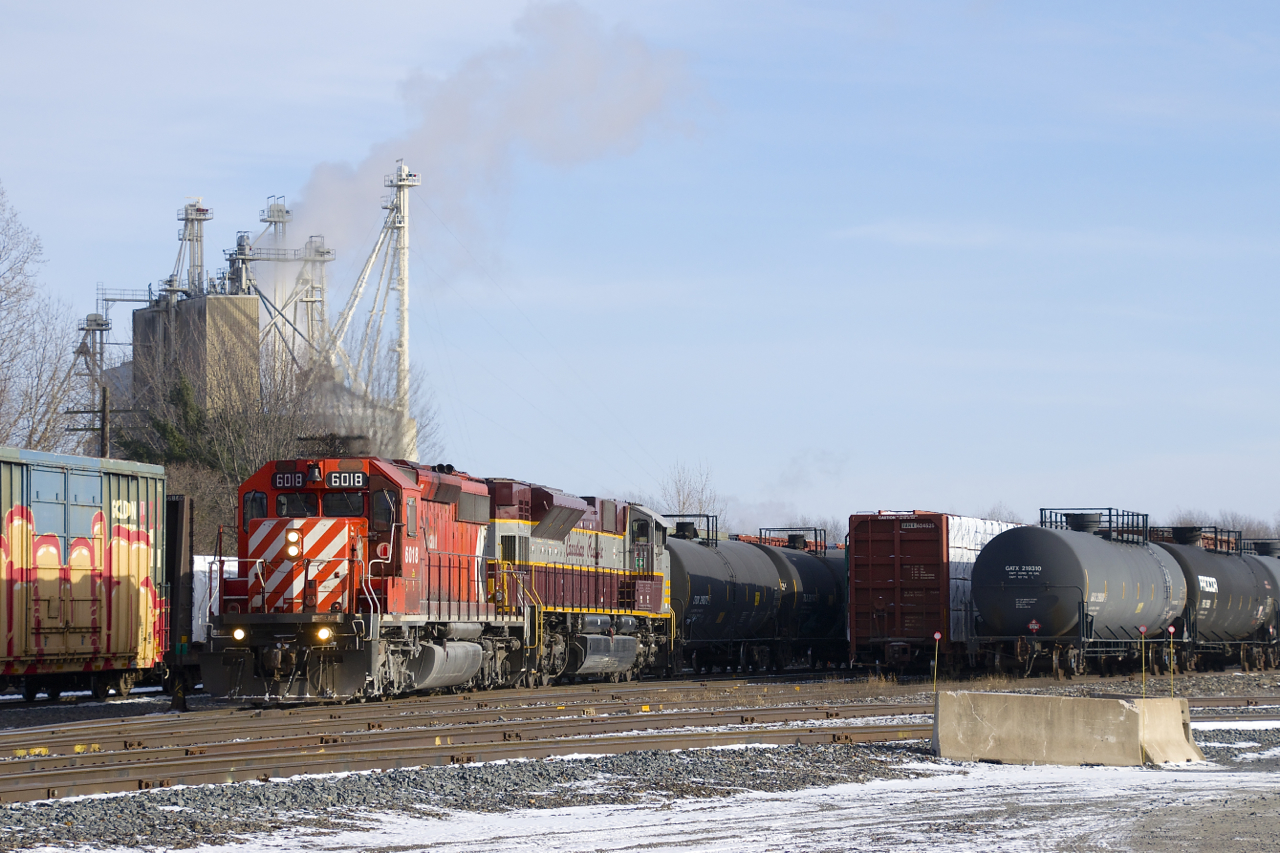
[
  {"left": 1063, "top": 513, "right": 1102, "bottom": 533},
  {"left": 972, "top": 526, "right": 1187, "bottom": 639},
  {"left": 674, "top": 521, "right": 700, "bottom": 540},
  {"left": 1171, "top": 527, "right": 1203, "bottom": 545}
]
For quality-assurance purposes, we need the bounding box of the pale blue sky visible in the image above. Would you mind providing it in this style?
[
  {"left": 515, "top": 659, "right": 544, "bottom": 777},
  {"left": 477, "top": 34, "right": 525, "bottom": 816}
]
[{"left": 2, "top": 2, "right": 1279, "bottom": 530}]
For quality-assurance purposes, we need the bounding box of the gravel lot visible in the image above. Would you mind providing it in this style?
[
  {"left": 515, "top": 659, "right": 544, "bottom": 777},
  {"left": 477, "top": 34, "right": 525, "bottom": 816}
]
[
  {"left": 0, "top": 742, "right": 947, "bottom": 850},
  {"left": 2, "top": 671, "right": 1280, "bottom": 851}
]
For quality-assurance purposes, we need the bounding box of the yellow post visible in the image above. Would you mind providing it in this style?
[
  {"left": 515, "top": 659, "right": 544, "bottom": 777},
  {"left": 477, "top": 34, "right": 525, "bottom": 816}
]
[
  {"left": 1138, "top": 626, "right": 1147, "bottom": 766},
  {"left": 1169, "top": 625, "right": 1175, "bottom": 698}
]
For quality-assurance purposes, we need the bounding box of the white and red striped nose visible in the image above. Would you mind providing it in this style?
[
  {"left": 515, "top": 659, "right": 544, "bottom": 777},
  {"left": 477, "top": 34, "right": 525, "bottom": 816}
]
[{"left": 247, "top": 519, "right": 355, "bottom": 613}]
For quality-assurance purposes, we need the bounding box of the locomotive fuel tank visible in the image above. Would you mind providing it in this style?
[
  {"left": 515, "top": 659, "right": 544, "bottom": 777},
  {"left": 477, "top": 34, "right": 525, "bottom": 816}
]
[
  {"left": 1155, "top": 543, "right": 1276, "bottom": 641},
  {"left": 569, "top": 634, "right": 638, "bottom": 674},
  {"left": 668, "top": 539, "right": 781, "bottom": 645},
  {"left": 972, "top": 526, "right": 1187, "bottom": 639}
]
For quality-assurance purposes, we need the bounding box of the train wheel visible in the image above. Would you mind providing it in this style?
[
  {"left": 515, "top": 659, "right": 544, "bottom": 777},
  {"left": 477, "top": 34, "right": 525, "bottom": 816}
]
[
  {"left": 91, "top": 676, "right": 111, "bottom": 702},
  {"left": 114, "top": 673, "right": 135, "bottom": 699},
  {"left": 622, "top": 669, "right": 633, "bottom": 682},
  {"left": 21, "top": 680, "right": 38, "bottom": 703}
]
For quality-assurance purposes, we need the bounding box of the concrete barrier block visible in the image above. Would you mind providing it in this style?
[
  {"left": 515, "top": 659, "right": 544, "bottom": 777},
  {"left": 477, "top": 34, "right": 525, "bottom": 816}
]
[{"left": 931, "top": 691, "right": 1204, "bottom": 766}]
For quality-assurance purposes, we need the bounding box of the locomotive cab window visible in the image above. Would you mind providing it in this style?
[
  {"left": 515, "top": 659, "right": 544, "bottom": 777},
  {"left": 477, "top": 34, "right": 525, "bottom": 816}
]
[
  {"left": 373, "top": 490, "right": 396, "bottom": 531},
  {"left": 321, "top": 492, "right": 364, "bottom": 518},
  {"left": 277, "top": 492, "right": 318, "bottom": 518},
  {"left": 632, "top": 519, "right": 650, "bottom": 543},
  {"left": 406, "top": 497, "right": 417, "bottom": 537},
  {"left": 242, "top": 491, "right": 267, "bottom": 532}
]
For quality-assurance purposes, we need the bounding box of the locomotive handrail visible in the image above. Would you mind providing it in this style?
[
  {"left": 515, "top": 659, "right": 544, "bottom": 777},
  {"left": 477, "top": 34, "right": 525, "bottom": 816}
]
[
  {"left": 492, "top": 561, "right": 544, "bottom": 610},
  {"left": 212, "top": 557, "right": 266, "bottom": 614},
  {"left": 363, "top": 522, "right": 402, "bottom": 636}
]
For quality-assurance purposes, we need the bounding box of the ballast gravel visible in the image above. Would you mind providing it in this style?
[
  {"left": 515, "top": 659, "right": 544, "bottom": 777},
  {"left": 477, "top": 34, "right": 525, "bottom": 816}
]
[
  {"left": 3, "top": 670, "right": 1280, "bottom": 849},
  {"left": 0, "top": 743, "right": 947, "bottom": 850}
]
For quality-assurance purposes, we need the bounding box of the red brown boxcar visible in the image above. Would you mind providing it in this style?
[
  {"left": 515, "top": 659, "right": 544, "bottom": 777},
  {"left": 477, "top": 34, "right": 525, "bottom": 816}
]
[{"left": 848, "top": 511, "right": 1016, "bottom": 671}]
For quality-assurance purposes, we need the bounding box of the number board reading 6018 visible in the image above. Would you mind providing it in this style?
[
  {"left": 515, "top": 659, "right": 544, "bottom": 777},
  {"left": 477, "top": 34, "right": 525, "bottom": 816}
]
[
  {"left": 272, "top": 472, "right": 306, "bottom": 489},
  {"left": 326, "top": 471, "right": 367, "bottom": 489}
]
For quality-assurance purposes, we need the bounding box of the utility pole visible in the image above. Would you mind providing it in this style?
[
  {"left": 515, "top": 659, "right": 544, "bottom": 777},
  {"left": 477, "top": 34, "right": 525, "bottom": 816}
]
[{"left": 100, "top": 386, "right": 109, "bottom": 458}]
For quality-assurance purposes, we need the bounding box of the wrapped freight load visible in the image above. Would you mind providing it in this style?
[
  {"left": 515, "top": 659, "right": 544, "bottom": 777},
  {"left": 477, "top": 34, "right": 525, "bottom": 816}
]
[{"left": 848, "top": 511, "right": 1019, "bottom": 670}]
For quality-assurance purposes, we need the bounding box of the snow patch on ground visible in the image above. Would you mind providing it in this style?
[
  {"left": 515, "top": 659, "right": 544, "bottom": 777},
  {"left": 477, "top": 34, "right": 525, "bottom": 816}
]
[
  {"left": 65, "top": 760, "right": 1280, "bottom": 853},
  {"left": 1192, "top": 720, "right": 1280, "bottom": 731}
]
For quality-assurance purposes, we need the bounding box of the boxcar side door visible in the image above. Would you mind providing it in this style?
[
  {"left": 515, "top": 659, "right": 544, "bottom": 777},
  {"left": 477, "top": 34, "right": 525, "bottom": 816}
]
[{"left": 28, "top": 467, "right": 69, "bottom": 658}]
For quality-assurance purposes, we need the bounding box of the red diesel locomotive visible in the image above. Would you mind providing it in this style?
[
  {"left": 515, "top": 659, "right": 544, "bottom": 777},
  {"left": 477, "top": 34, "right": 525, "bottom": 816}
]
[{"left": 201, "top": 456, "right": 676, "bottom": 700}]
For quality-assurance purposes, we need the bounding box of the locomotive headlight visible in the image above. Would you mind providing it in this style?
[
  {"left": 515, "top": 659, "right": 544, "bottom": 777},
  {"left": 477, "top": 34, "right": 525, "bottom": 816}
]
[
  {"left": 286, "top": 544, "right": 300, "bottom": 558},
  {"left": 232, "top": 627, "right": 247, "bottom": 642},
  {"left": 316, "top": 627, "right": 333, "bottom": 642},
  {"left": 285, "top": 530, "right": 301, "bottom": 544}
]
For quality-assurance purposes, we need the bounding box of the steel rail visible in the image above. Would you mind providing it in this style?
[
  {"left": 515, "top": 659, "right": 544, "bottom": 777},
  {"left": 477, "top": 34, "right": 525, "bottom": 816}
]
[
  {"left": 0, "top": 680, "right": 930, "bottom": 752},
  {"left": 0, "top": 703, "right": 926, "bottom": 775},
  {"left": 1, "top": 686, "right": 1274, "bottom": 759},
  {"left": 0, "top": 686, "right": 1277, "bottom": 763},
  {"left": 0, "top": 721, "right": 935, "bottom": 803},
  {"left": 3, "top": 686, "right": 1279, "bottom": 804}
]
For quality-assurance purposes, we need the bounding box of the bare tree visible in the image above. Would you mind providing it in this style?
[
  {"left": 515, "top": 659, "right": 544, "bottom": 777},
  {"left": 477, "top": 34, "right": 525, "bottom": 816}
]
[
  {"left": 1167, "top": 507, "right": 1274, "bottom": 539},
  {"left": 0, "top": 181, "right": 41, "bottom": 300},
  {"left": 119, "top": 332, "right": 445, "bottom": 552},
  {"left": 783, "top": 513, "right": 849, "bottom": 545},
  {"left": 0, "top": 182, "right": 85, "bottom": 453},
  {"left": 311, "top": 351, "right": 443, "bottom": 462},
  {"left": 650, "top": 460, "right": 736, "bottom": 534},
  {"left": 118, "top": 336, "right": 320, "bottom": 551},
  {"left": 658, "top": 460, "right": 724, "bottom": 515},
  {"left": 981, "top": 502, "right": 1024, "bottom": 524}
]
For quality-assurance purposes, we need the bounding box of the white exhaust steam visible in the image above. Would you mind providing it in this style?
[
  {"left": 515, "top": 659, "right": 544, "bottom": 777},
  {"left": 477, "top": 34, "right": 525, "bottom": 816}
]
[{"left": 294, "top": 2, "right": 689, "bottom": 265}]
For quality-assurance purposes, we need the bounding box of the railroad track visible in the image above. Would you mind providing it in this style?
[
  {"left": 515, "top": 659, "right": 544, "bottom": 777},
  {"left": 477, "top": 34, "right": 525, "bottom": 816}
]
[
  {"left": 0, "top": 719, "right": 934, "bottom": 802},
  {"left": 1, "top": 680, "right": 1278, "bottom": 804},
  {"left": 0, "top": 679, "right": 936, "bottom": 802}
]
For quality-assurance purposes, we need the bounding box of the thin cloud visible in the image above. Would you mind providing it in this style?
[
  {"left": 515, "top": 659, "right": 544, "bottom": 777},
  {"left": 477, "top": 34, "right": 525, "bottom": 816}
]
[
  {"left": 294, "top": 2, "right": 690, "bottom": 270},
  {"left": 835, "top": 220, "right": 1280, "bottom": 256}
]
